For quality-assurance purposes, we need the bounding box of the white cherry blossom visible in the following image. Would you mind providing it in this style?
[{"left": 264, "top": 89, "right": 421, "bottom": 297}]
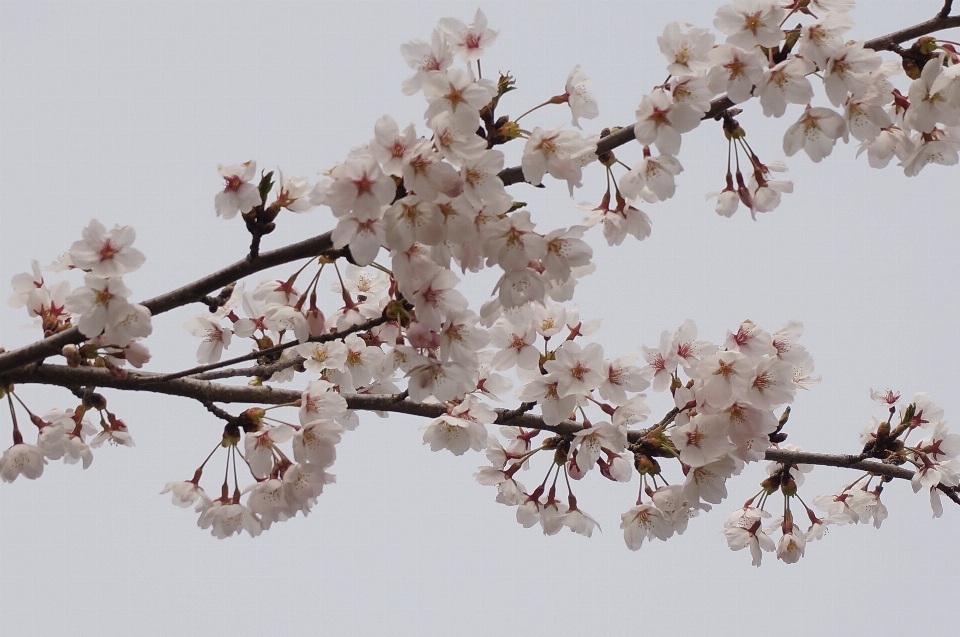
[
  {"left": 713, "top": 0, "right": 785, "bottom": 49},
  {"left": 783, "top": 106, "right": 848, "bottom": 162},
  {"left": 658, "top": 22, "right": 715, "bottom": 77},
  {"left": 215, "top": 161, "right": 262, "bottom": 219},
  {"left": 563, "top": 65, "right": 599, "bottom": 128},
  {"left": 69, "top": 220, "right": 145, "bottom": 278},
  {"left": 437, "top": 9, "right": 498, "bottom": 62},
  {"left": 0, "top": 444, "right": 46, "bottom": 482},
  {"left": 401, "top": 30, "right": 453, "bottom": 95}
]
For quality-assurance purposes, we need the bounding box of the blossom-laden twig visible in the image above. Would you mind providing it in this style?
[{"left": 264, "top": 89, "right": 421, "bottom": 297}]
[
  {"left": 3, "top": 3, "right": 960, "bottom": 554},
  {"left": 0, "top": 361, "right": 950, "bottom": 489}
]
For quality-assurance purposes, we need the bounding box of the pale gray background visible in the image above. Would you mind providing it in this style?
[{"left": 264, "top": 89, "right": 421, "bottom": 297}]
[{"left": 1, "top": 1, "right": 957, "bottom": 636}]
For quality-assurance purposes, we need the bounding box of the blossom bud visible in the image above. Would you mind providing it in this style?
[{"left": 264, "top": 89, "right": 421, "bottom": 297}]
[
  {"left": 62, "top": 344, "right": 82, "bottom": 367},
  {"left": 635, "top": 454, "right": 660, "bottom": 475},
  {"left": 875, "top": 420, "right": 890, "bottom": 443},
  {"left": 496, "top": 120, "right": 521, "bottom": 142},
  {"left": 222, "top": 426, "right": 241, "bottom": 447},
  {"left": 669, "top": 375, "right": 682, "bottom": 393},
  {"left": 567, "top": 455, "right": 586, "bottom": 480},
  {"left": 760, "top": 476, "right": 779, "bottom": 494},
  {"left": 385, "top": 299, "right": 411, "bottom": 327},
  {"left": 781, "top": 476, "right": 798, "bottom": 497},
  {"left": 83, "top": 392, "right": 108, "bottom": 411},
  {"left": 406, "top": 321, "right": 440, "bottom": 349},
  {"left": 238, "top": 408, "right": 266, "bottom": 432},
  {"left": 900, "top": 403, "right": 917, "bottom": 427}
]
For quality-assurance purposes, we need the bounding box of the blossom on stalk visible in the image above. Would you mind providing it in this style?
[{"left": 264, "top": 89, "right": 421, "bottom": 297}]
[
  {"left": 371, "top": 115, "right": 418, "bottom": 176},
  {"left": 563, "top": 65, "right": 599, "bottom": 128},
  {"left": 598, "top": 354, "right": 649, "bottom": 406},
  {"left": 299, "top": 380, "right": 349, "bottom": 425},
  {"left": 900, "top": 132, "right": 960, "bottom": 177},
  {"left": 331, "top": 215, "right": 386, "bottom": 266},
  {"left": 423, "top": 68, "right": 496, "bottom": 133},
  {"left": 400, "top": 30, "right": 453, "bottom": 95},
  {"left": 197, "top": 501, "right": 262, "bottom": 539},
  {"left": 580, "top": 198, "right": 652, "bottom": 246},
  {"left": 713, "top": 0, "right": 785, "bottom": 49},
  {"left": 293, "top": 419, "right": 344, "bottom": 468},
  {"left": 432, "top": 112, "right": 489, "bottom": 167},
  {"left": 844, "top": 94, "right": 893, "bottom": 142},
  {"left": 0, "top": 444, "right": 46, "bottom": 482},
  {"left": 634, "top": 89, "right": 701, "bottom": 156},
  {"left": 707, "top": 44, "right": 765, "bottom": 104},
  {"left": 797, "top": 11, "right": 855, "bottom": 69},
  {"left": 756, "top": 58, "right": 815, "bottom": 118},
  {"left": 437, "top": 9, "right": 498, "bottom": 62},
  {"left": 64, "top": 275, "right": 139, "bottom": 344},
  {"left": 782, "top": 107, "right": 848, "bottom": 162},
  {"left": 621, "top": 503, "right": 671, "bottom": 550},
  {"left": 657, "top": 22, "right": 715, "bottom": 77},
  {"left": 521, "top": 126, "right": 597, "bottom": 195},
  {"left": 421, "top": 395, "right": 496, "bottom": 455},
  {"left": 69, "top": 220, "right": 145, "bottom": 278},
  {"left": 215, "top": 161, "right": 262, "bottom": 219},
  {"left": 542, "top": 341, "right": 605, "bottom": 398},
  {"left": 322, "top": 156, "right": 395, "bottom": 220},
  {"left": 723, "top": 506, "right": 774, "bottom": 566},
  {"left": 403, "top": 140, "right": 462, "bottom": 201},
  {"left": 671, "top": 415, "right": 736, "bottom": 467},
  {"left": 906, "top": 58, "right": 960, "bottom": 134},
  {"left": 161, "top": 480, "right": 212, "bottom": 510},
  {"left": 823, "top": 42, "right": 883, "bottom": 107},
  {"left": 620, "top": 154, "right": 683, "bottom": 202},
  {"left": 185, "top": 316, "right": 232, "bottom": 364},
  {"left": 274, "top": 172, "right": 315, "bottom": 213}
]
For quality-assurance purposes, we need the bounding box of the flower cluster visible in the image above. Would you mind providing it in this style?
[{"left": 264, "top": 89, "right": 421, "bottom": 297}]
[
  {"left": 9, "top": 219, "right": 153, "bottom": 372},
  {"left": 162, "top": 380, "right": 348, "bottom": 538},
  {"left": 0, "top": 394, "right": 134, "bottom": 483},
  {"left": 468, "top": 318, "right": 825, "bottom": 552},
  {"left": 720, "top": 389, "right": 957, "bottom": 566},
  {"left": 601, "top": 0, "right": 960, "bottom": 223}
]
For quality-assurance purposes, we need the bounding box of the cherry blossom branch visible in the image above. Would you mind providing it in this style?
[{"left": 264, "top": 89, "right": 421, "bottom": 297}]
[
  {"left": 765, "top": 448, "right": 960, "bottom": 505},
  {"left": 498, "top": 7, "right": 960, "bottom": 188},
  {"left": 0, "top": 233, "right": 344, "bottom": 375},
  {"left": 5, "top": 7, "right": 957, "bottom": 379},
  {"left": 868, "top": 8, "right": 960, "bottom": 51},
  {"left": 5, "top": 361, "right": 957, "bottom": 505}
]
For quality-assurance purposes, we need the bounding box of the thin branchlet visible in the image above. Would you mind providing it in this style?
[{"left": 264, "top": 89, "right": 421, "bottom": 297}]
[{"left": 144, "top": 314, "right": 389, "bottom": 385}]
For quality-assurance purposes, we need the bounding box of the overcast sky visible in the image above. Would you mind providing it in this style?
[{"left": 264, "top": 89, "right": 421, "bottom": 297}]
[{"left": 2, "top": 1, "right": 959, "bottom": 636}]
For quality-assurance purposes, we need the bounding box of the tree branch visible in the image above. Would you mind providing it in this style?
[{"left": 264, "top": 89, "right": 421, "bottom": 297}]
[
  {"left": 3, "top": 8, "right": 959, "bottom": 386},
  {"left": 498, "top": 9, "right": 960, "bottom": 188},
  {"left": 0, "top": 234, "right": 343, "bottom": 375},
  {"left": 5, "top": 362, "right": 955, "bottom": 504}
]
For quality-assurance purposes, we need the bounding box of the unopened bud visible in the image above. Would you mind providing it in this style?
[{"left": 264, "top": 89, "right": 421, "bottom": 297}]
[
  {"left": 83, "top": 392, "right": 108, "bottom": 411},
  {"left": 781, "top": 477, "right": 798, "bottom": 497},
  {"left": 238, "top": 407, "right": 266, "bottom": 432},
  {"left": 497, "top": 120, "right": 522, "bottom": 141},
  {"left": 761, "top": 476, "right": 779, "bottom": 494},
  {"left": 62, "top": 344, "right": 82, "bottom": 367},
  {"left": 635, "top": 454, "right": 661, "bottom": 475}
]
